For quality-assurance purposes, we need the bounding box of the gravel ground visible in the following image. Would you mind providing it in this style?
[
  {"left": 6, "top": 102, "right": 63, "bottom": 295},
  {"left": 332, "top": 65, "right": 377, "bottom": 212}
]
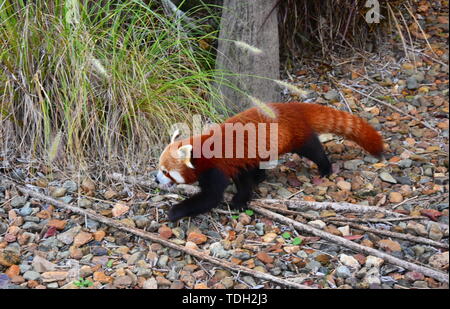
[{"left": 0, "top": 2, "right": 448, "bottom": 290}]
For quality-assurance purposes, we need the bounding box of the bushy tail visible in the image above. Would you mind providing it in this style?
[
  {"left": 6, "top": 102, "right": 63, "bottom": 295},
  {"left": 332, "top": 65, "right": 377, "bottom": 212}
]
[{"left": 301, "top": 104, "right": 384, "bottom": 157}]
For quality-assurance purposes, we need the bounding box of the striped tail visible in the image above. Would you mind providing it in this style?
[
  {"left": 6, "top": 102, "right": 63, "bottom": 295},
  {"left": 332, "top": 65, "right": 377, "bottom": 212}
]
[{"left": 301, "top": 104, "right": 384, "bottom": 157}]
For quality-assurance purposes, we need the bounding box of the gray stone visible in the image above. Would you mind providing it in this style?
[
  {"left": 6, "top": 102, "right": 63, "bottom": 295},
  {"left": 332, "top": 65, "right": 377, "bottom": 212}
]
[
  {"left": 335, "top": 266, "right": 351, "bottom": 278},
  {"left": 19, "top": 203, "right": 33, "bottom": 216},
  {"left": 63, "top": 180, "right": 78, "bottom": 193},
  {"left": 22, "top": 222, "right": 41, "bottom": 232},
  {"left": 0, "top": 222, "right": 8, "bottom": 234},
  {"left": 324, "top": 90, "right": 340, "bottom": 101},
  {"left": 133, "top": 216, "right": 151, "bottom": 229},
  {"left": 157, "top": 255, "right": 169, "bottom": 268},
  {"left": 210, "top": 242, "right": 230, "bottom": 259},
  {"left": 23, "top": 270, "right": 41, "bottom": 281},
  {"left": 406, "top": 77, "right": 419, "bottom": 90},
  {"left": 379, "top": 172, "right": 397, "bottom": 184},
  {"left": 57, "top": 226, "right": 81, "bottom": 245},
  {"left": 11, "top": 196, "right": 27, "bottom": 208},
  {"left": 32, "top": 255, "right": 57, "bottom": 273},
  {"left": 77, "top": 198, "right": 92, "bottom": 208},
  {"left": 305, "top": 260, "right": 321, "bottom": 273},
  {"left": 344, "top": 159, "right": 364, "bottom": 171}
]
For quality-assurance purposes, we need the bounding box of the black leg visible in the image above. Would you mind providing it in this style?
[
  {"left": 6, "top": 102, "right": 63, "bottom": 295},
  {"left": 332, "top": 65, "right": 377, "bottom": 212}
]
[
  {"left": 230, "top": 167, "right": 265, "bottom": 210},
  {"left": 168, "top": 168, "right": 229, "bottom": 221},
  {"left": 295, "top": 133, "right": 332, "bottom": 177}
]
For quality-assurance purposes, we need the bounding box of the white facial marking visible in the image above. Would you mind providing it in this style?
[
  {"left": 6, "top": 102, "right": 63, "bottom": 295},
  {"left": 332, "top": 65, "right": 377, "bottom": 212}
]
[
  {"left": 156, "top": 170, "right": 172, "bottom": 185},
  {"left": 169, "top": 170, "right": 185, "bottom": 184}
]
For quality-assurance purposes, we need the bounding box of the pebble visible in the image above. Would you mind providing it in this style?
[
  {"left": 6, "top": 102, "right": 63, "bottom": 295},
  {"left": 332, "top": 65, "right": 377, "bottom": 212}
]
[
  {"left": 344, "top": 160, "right": 364, "bottom": 171},
  {"left": 262, "top": 232, "right": 278, "bottom": 243},
  {"left": 21, "top": 222, "right": 41, "bottom": 232},
  {"left": 23, "top": 271, "right": 41, "bottom": 281},
  {"left": 324, "top": 90, "right": 339, "bottom": 101},
  {"left": 337, "top": 225, "right": 350, "bottom": 237},
  {"left": 142, "top": 277, "right": 158, "bottom": 289},
  {"left": 379, "top": 172, "right": 397, "bottom": 184},
  {"left": 335, "top": 266, "right": 351, "bottom": 278},
  {"left": 256, "top": 252, "right": 274, "bottom": 264},
  {"left": 133, "top": 216, "right": 150, "bottom": 229},
  {"left": 428, "top": 222, "right": 443, "bottom": 241},
  {"left": 112, "top": 202, "right": 129, "bottom": 217},
  {"left": 377, "top": 239, "right": 402, "bottom": 252},
  {"left": 209, "top": 242, "right": 230, "bottom": 259},
  {"left": 41, "top": 271, "right": 68, "bottom": 282},
  {"left": 73, "top": 231, "right": 93, "bottom": 247},
  {"left": 19, "top": 203, "right": 33, "bottom": 216},
  {"left": 187, "top": 231, "right": 207, "bottom": 244},
  {"left": 339, "top": 254, "right": 360, "bottom": 270},
  {"left": 11, "top": 196, "right": 27, "bottom": 208},
  {"left": 158, "top": 225, "right": 173, "bottom": 239},
  {"left": 63, "top": 180, "right": 78, "bottom": 193},
  {"left": 308, "top": 220, "right": 326, "bottom": 229},
  {"left": 113, "top": 275, "right": 133, "bottom": 287},
  {"left": 365, "top": 256, "right": 384, "bottom": 268},
  {"left": 336, "top": 180, "right": 351, "bottom": 191},
  {"left": 32, "top": 256, "right": 57, "bottom": 273},
  {"left": 406, "top": 76, "right": 419, "bottom": 90},
  {"left": 406, "top": 221, "right": 428, "bottom": 237},
  {"left": 51, "top": 187, "right": 67, "bottom": 198},
  {"left": 57, "top": 226, "right": 81, "bottom": 245},
  {"left": 388, "top": 192, "right": 403, "bottom": 203},
  {"left": 428, "top": 251, "right": 448, "bottom": 270},
  {"left": 77, "top": 198, "right": 92, "bottom": 208},
  {"left": 305, "top": 260, "right": 321, "bottom": 273}
]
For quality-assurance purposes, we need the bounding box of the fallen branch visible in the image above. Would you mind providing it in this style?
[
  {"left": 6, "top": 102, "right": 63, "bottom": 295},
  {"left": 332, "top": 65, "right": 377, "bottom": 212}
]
[
  {"left": 329, "top": 220, "right": 448, "bottom": 249},
  {"left": 258, "top": 198, "right": 406, "bottom": 217},
  {"left": 255, "top": 204, "right": 448, "bottom": 249},
  {"left": 249, "top": 203, "right": 449, "bottom": 284},
  {"left": 16, "top": 184, "right": 311, "bottom": 289}
]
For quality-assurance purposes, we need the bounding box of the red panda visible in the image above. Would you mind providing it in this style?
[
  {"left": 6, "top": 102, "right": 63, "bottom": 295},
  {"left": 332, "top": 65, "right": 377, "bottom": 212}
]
[{"left": 156, "top": 102, "right": 384, "bottom": 221}]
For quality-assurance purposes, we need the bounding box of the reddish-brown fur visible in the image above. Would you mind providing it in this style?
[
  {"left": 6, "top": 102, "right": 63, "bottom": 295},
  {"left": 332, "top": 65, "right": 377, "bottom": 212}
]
[{"left": 159, "top": 102, "right": 384, "bottom": 183}]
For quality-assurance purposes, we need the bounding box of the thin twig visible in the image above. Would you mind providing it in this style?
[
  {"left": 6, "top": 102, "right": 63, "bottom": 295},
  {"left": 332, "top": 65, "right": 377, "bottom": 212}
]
[{"left": 329, "top": 220, "right": 448, "bottom": 249}]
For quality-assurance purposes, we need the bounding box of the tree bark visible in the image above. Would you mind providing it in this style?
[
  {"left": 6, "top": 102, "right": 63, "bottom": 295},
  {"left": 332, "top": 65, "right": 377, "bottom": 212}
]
[{"left": 214, "top": 0, "right": 281, "bottom": 113}]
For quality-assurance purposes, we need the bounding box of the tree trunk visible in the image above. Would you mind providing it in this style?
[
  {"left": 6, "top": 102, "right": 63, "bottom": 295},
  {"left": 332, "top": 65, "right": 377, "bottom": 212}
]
[{"left": 214, "top": 0, "right": 281, "bottom": 114}]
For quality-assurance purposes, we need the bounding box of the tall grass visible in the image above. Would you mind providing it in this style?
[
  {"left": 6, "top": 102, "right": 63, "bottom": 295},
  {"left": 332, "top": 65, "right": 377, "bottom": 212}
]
[{"left": 0, "top": 0, "right": 225, "bottom": 174}]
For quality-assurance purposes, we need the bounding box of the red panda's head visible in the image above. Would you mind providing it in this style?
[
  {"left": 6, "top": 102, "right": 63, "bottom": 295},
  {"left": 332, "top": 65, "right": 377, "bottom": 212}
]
[{"left": 156, "top": 130, "right": 197, "bottom": 186}]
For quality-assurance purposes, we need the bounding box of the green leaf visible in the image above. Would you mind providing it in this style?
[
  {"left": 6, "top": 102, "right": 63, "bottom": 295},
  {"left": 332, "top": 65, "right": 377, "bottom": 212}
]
[
  {"left": 292, "top": 237, "right": 302, "bottom": 245},
  {"left": 245, "top": 209, "right": 254, "bottom": 216},
  {"left": 282, "top": 232, "right": 291, "bottom": 239}
]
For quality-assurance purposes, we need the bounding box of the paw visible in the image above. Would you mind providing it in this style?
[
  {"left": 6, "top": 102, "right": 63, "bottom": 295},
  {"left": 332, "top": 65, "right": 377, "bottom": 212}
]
[
  {"left": 168, "top": 203, "right": 188, "bottom": 222},
  {"left": 230, "top": 198, "right": 249, "bottom": 211}
]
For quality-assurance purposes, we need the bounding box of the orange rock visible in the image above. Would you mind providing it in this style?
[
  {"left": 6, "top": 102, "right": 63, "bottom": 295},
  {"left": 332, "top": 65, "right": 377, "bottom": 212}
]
[
  {"left": 93, "top": 271, "right": 113, "bottom": 284},
  {"left": 194, "top": 282, "right": 209, "bottom": 289},
  {"left": 6, "top": 265, "right": 20, "bottom": 278},
  {"left": 377, "top": 239, "right": 402, "bottom": 252},
  {"left": 112, "top": 202, "right": 129, "bottom": 217},
  {"left": 73, "top": 231, "right": 93, "bottom": 247},
  {"left": 47, "top": 219, "right": 67, "bottom": 230},
  {"left": 187, "top": 232, "right": 207, "bottom": 245},
  {"left": 93, "top": 230, "right": 106, "bottom": 242},
  {"left": 158, "top": 225, "right": 173, "bottom": 240},
  {"left": 256, "top": 252, "right": 274, "bottom": 264}
]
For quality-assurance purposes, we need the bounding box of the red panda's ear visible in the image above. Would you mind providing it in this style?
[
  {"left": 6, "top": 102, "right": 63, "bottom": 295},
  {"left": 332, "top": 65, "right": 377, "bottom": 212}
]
[
  {"left": 170, "top": 129, "right": 181, "bottom": 144},
  {"left": 177, "top": 144, "right": 194, "bottom": 169}
]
